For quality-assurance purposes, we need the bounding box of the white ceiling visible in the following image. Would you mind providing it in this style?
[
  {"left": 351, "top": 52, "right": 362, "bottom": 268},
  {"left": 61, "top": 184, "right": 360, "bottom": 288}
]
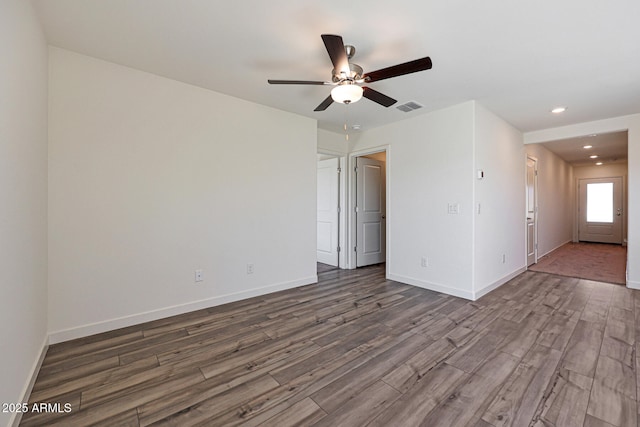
[
  {"left": 540, "top": 131, "right": 628, "bottom": 167},
  {"left": 33, "top": 0, "right": 640, "bottom": 135}
]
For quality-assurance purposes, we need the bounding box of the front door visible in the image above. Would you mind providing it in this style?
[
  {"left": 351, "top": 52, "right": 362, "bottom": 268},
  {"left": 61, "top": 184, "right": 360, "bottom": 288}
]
[
  {"left": 526, "top": 157, "right": 538, "bottom": 266},
  {"left": 578, "top": 177, "right": 623, "bottom": 244},
  {"left": 356, "top": 156, "right": 386, "bottom": 267}
]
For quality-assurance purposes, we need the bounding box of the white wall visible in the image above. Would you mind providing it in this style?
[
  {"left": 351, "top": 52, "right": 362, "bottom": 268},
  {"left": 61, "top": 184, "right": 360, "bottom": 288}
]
[
  {"left": 0, "top": 1, "right": 49, "bottom": 425},
  {"left": 349, "top": 101, "right": 525, "bottom": 300},
  {"left": 48, "top": 48, "right": 318, "bottom": 341},
  {"left": 573, "top": 162, "right": 628, "bottom": 243},
  {"left": 473, "top": 103, "right": 526, "bottom": 297},
  {"left": 351, "top": 102, "right": 475, "bottom": 298},
  {"left": 525, "top": 114, "right": 640, "bottom": 289},
  {"left": 317, "top": 128, "right": 349, "bottom": 155},
  {"left": 525, "top": 144, "right": 574, "bottom": 256}
]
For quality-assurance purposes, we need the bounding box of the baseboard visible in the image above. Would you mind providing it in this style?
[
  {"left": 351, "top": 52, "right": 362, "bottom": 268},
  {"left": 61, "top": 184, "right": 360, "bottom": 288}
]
[
  {"left": 10, "top": 335, "right": 49, "bottom": 427},
  {"left": 388, "top": 267, "right": 526, "bottom": 302},
  {"left": 388, "top": 273, "right": 474, "bottom": 300},
  {"left": 627, "top": 279, "right": 640, "bottom": 290},
  {"left": 473, "top": 267, "right": 526, "bottom": 300},
  {"left": 48, "top": 275, "right": 318, "bottom": 344}
]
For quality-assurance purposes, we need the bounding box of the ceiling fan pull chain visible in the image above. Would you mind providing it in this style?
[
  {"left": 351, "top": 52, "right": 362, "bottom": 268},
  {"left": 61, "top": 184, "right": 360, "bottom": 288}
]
[{"left": 344, "top": 103, "right": 350, "bottom": 141}]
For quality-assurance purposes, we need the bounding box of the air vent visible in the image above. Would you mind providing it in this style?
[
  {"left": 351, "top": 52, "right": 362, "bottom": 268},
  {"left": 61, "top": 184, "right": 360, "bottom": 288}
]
[{"left": 396, "top": 101, "right": 424, "bottom": 113}]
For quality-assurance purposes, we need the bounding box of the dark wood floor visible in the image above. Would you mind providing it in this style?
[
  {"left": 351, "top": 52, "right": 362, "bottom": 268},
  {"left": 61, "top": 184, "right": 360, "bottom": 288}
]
[{"left": 21, "top": 265, "right": 639, "bottom": 426}]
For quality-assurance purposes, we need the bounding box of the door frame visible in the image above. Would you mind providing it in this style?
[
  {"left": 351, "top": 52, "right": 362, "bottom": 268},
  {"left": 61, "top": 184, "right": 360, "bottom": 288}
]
[
  {"left": 317, "top": 149, "right": 347, "bottom": 269},
  {"left": 347, "top": 145, "right": 390, "bottom": 273},
  {"left": 525, "top": 155, "right": 538, "bottom": 267}
]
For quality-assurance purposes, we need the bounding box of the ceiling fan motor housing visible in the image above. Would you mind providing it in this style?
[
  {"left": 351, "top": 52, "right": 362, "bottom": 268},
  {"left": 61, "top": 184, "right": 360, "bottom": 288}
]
[{"left": 332, "top": 63, "right": 363, "bottom": 83}]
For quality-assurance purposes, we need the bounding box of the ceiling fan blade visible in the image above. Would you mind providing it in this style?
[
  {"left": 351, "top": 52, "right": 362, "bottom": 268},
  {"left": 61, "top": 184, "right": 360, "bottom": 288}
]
[
  {"left": 314, "top": 95, "right": 334, "bottom": 111},
  {"left": 321, "top": 34, "right": 350, "bottom": 76},
  {"left": 362, "top": 87, "right": 397, "bottom": 107},
  {"left": 363, "top": 57, "right": 432, "bottom": 83},
  {"left": 268, "top": 79, "right": 328, "bottom": 85}
]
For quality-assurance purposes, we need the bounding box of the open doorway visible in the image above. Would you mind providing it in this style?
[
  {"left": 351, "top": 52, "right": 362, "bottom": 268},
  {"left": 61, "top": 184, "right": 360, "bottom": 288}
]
[{"left": 525, "top": 130, "right": 628, "bottom": 284}]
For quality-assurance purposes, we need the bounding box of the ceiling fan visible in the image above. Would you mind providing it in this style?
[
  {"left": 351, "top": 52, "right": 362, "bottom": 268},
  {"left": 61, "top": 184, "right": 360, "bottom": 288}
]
[{"left": 267, "top": 34, "right": 432, "bottom": 111}]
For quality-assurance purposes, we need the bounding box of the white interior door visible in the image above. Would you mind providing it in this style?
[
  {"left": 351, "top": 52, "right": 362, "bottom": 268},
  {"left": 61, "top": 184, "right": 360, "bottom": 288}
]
[
  {"left": 578, "top": 177, "right": 623, "bottom": 244},
  {"left": 356, "top": 156, "right": 386, "bottom": 267},
  {"left": 317, "top": 157, "right": 340, "bottom": 266},
  {"left": 526, "top": 157, "right": 538, "bottom": 266}
]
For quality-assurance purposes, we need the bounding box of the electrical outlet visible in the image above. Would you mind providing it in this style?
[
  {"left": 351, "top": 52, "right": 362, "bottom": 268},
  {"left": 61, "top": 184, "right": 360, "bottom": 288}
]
[
  {"left": 421, "top": 257, "right": 428, "bottom": 268},
  {"left": 247, "top": 263, "right": 254, "bottom": 274},
  {"left": 195, "top": 269, "right": 203, "bottom": 282}
]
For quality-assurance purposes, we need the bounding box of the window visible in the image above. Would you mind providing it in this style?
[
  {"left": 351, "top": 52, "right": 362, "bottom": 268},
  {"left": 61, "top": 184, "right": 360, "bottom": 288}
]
[{"left": 586, "top": 182, "right": 613, "bottom": 223}]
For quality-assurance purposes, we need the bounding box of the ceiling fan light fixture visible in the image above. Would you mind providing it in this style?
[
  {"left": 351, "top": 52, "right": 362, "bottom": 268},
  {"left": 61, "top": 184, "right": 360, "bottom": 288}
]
[{"left": 331, "top": 84, "right": 363, "bottom": 104}]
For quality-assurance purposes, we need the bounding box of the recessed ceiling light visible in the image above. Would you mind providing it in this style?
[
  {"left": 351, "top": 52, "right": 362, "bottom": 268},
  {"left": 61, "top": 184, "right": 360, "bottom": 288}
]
[
  {"left": 583, "top": 145, "right": 593, "bottom": 149},
  {"left": 551, "top": 107, "right": 567, "bottom": 114},
  {"left": 590, "top": 155, "right": 598, "bottom": 159},
  {"left": 596, "top": 162, "right": 603, "bottom": 166}
]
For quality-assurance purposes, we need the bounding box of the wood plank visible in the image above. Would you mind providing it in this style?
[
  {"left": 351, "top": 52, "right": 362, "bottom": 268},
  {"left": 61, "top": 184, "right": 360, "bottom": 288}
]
[
  {"left": 31, "top": 356, "right": 121, "bottom": 392},
  {"left": 372, "top": 363, "right": 468, "bottom": 426},
  {"left": 48, "top": 370, "right": 205, "bottom": 426},
  {"left": 306, "top": 381, "right": 400, "bottom": 427},
  {"left": 587, "top": 379, "right": 637, "bottom": 427},
  {"left": 136, "top": 333, "right": 322, "bottom": 426},
  {"left": 381, "top": 336, "right": 456, "bottom": 393},
  {"left": 144, "top": 374, "right": 280, "bottom": 426},
  {"left": 594, "top": 355, "right": 636, "bottom": 400},
  {"left": 561, "top": 320, "right": 605, "bottom": 377},
  {"left": 481, "top": 344, "right": 562, "bottom": 427},
  {"left": 600, "top": 336, "right": 634, "bottom": 368},
  {"left": 259, "top": 398, "right": 326, "bottom": 427},
  {"left": 445, "top": 330, "right": 506, "bottom": 373},
  {"left": 499, "top": 312, "right": 549, "bottom": 359},
  {"left": 533, "top": 368, "right": 593, "bottom": 427},
  {"left": 605, "top": 318, "right": 635, "bottom": 346},
  {"left": 29, "top": 355, "right": 158, "bottom": 403},
  {"left": 419, "top": 352, "right": 520, "bottom": 427},
  {"left": 268, "top": 323, "right": 391, "bottom": 384},
  {"left": 42, "top": 331, "right": 144, "bottom": 364},
  {"left": 583, "top": 414, "right": 617, "bottom": 427},
  {"left": 536, "top": 308, "right": 580, "bottom": 351},
  {"left": 581, "top": 300, "right": 610, "bottom": 325},
  {"left": 309, "top": 333, "right": 429, "bottom": 412}
]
